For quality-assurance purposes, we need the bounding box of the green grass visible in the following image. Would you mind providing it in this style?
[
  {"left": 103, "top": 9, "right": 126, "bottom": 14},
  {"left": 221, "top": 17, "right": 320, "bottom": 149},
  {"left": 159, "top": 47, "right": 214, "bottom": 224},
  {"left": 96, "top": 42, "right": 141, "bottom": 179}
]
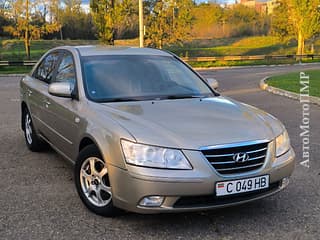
[
  {"left": 167, "top": 36, "right": 320, "bottom": 57},
  {"left": 0, "top": 39, "right": 100, "bottom": 61},
  {"left": 267, "top": 70, "right": 320, "bottom": 97},
  {"left": 0, "top": 39, "right": 140, "bottom": 61},
  {"left": 166, "top": 36, "right": 306, "bottom": 57},
  {"left": 0, "top": 39, "right": 141, "bottom": 74},
  {"left": 191, "top": 59, "right": 320, "bottom": 68},
  {"left": 0, "top": 66, "right": 32, "bottom": 74},
  {"left": 189, "top": 59, "right": 301, "bottom": 68}
]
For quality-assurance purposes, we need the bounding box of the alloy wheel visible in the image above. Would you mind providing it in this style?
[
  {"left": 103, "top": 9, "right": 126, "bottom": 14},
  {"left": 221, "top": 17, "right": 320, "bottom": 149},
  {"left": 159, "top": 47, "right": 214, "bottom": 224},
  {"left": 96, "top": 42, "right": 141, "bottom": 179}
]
[
  {"left": 80, "top": 157, "right": 112, "bottom": 207},
  {"left": 25, "top": 113, "right": 33, "bottom": 145}
]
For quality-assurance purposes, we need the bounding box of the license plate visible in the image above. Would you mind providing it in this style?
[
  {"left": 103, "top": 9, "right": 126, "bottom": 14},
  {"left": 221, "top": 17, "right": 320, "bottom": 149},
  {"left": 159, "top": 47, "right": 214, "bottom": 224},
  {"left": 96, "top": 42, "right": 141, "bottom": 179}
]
[{"left": 216, "top": 175, "right": 269, "bottom": 196}]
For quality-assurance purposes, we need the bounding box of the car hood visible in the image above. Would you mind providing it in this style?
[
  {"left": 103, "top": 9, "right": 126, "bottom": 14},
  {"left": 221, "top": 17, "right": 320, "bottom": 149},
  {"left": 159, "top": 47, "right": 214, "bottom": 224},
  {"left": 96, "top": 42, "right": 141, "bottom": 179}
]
[{"left": 99, "top": 96, "right": 284, "bottom": 149}]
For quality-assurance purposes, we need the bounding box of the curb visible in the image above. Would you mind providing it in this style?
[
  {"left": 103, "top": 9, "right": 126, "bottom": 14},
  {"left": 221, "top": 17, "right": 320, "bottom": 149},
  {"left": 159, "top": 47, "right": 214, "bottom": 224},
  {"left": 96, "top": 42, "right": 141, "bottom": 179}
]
[{"left": 260, "top": 77, "right": 320, "bottom": 106}]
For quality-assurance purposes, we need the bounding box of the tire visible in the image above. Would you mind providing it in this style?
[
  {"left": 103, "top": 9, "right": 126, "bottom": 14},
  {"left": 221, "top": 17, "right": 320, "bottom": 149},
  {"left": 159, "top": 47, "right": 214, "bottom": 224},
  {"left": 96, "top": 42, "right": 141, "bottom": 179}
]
[
  {"left": 74, "top": 144, "right": 121, "bottom": 217},
  {"left": 23, "top": 109, "right": 47, "bottom": 152}
]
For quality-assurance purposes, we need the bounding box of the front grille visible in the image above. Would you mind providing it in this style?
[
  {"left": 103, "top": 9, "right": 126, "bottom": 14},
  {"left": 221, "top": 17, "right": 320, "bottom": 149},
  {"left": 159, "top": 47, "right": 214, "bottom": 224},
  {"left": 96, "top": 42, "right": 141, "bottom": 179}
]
[{"left": 201, "top": 141, "right": 269, "bottom": 175}]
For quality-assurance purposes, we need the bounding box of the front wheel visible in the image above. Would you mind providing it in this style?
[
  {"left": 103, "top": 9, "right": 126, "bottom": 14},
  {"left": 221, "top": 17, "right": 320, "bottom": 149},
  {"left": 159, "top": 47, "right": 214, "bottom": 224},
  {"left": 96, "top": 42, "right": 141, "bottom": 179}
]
[{"left": 74, "top": 145, "right": 121, "bottom": 217}]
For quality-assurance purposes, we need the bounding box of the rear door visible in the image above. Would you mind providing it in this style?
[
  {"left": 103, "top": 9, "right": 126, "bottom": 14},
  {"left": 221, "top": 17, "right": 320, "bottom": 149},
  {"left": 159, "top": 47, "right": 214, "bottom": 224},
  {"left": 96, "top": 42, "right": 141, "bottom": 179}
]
[{"left": 27, "top": 51, "right": 61, "bottom": 135}]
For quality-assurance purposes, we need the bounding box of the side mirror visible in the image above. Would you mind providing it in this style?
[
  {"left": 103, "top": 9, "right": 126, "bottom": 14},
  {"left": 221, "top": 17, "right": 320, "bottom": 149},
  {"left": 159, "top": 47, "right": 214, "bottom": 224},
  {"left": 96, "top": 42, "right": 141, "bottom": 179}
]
[
  {"left": 207, "top": 78, "right": 219, "bottom": 90},
  {"left": 48, "top": 82, "right": 73, "bottom": 98}
]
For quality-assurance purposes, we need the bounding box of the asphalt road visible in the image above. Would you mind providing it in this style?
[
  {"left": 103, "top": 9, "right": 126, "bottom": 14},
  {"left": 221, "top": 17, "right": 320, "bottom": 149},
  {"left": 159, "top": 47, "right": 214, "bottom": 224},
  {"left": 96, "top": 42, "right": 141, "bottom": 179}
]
[{"left": 1, "top": 64, "right": 320, "bottom": 240}]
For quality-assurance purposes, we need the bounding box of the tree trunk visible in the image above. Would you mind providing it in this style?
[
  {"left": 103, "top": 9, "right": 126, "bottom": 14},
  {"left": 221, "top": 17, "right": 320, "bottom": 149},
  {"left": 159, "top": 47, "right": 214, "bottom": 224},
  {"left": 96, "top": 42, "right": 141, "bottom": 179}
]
[
  {"left": 24, "top": 32, "right": 30, "bottom": 59},
  {"left": 60, "top": 26, "right": 63, "bottom": 40},
  {"left": 25, "top": 0, "right": 30, "bottom": 59},
  {"left": 296, "top": 30, "right": 305, "bottom": 61},
  {"left": 110, "top": 0, "right": 115, "bottom": 45}
]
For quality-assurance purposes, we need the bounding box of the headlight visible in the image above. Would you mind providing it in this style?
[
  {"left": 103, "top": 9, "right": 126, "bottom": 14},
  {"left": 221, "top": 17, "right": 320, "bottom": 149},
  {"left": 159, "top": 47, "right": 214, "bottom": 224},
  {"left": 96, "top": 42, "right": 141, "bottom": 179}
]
[
  {"left": 121, "top": 140, "right": 192, "bottom": 169},
  {"left": 275, "top": 130, "right": 290, "bottom": 157}
]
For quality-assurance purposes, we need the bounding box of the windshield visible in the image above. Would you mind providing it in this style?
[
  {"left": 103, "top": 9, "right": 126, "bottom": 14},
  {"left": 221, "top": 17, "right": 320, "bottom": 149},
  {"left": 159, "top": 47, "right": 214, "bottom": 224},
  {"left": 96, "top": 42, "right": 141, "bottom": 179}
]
[{"left": 82, "top": 55, "right": 214, "bottom": 102}]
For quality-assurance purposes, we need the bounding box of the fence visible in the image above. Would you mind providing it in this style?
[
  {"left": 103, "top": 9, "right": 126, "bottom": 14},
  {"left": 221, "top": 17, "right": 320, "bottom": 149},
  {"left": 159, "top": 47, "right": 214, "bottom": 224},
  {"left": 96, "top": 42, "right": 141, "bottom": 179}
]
[
  {"left": 181, "top": 54, "right": 320, "bottom": 62},
  {"left": 0, "top": 54, "right": 319, "bottom": 66},
  {"left": 0, "top": 60, "right": 37, "bottom": 66}
]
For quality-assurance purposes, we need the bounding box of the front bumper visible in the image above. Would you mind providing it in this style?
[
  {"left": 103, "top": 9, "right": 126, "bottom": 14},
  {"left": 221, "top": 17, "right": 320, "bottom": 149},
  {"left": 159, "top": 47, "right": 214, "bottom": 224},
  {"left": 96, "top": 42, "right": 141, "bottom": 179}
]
[{"left": 108, "top": 147, "right": 295, "bottom": 214}]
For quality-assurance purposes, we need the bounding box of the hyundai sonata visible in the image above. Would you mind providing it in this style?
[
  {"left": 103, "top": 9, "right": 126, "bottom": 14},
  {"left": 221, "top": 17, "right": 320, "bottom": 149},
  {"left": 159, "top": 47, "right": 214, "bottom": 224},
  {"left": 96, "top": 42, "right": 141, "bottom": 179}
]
[{"left": 20, "top": 46, "right": 295, "bottom": 216}]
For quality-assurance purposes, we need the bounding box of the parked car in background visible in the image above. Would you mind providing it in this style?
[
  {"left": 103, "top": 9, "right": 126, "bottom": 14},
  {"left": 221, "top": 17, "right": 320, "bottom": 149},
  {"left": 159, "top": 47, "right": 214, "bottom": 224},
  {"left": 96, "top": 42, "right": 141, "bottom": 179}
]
[{"left": 20, "top": 46, "right": 295, "bottom": 216}]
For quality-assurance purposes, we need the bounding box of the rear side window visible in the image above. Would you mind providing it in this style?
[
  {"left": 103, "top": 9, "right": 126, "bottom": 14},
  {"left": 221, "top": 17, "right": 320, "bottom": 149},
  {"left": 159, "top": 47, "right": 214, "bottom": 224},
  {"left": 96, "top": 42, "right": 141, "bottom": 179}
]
[{"left": 33, "top": 52, "right": 60, "bottom": 83}]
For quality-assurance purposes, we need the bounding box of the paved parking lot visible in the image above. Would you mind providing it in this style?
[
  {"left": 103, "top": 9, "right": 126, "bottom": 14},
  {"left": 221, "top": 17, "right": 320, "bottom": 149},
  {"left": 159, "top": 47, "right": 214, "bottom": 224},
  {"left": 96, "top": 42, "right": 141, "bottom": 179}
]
[{"left": 1, "top": 64, "right": 320, "bottom": 240}]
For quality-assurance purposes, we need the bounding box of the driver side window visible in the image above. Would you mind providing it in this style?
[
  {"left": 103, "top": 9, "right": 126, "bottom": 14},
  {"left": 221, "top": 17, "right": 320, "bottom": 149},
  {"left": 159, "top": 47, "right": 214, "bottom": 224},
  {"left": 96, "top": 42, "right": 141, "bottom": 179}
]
[
  {"left": 54, "top": 52, "right": 76, "bottom": 87},
  {"left": 33, "top": 52, "right": 60, "bottom": 83}
]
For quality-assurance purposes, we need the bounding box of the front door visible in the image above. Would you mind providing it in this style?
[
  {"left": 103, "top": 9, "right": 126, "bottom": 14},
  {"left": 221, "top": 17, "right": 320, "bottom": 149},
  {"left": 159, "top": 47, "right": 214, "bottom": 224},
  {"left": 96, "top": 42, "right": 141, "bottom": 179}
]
[{"left": 42, "top": 51, "right": 82, "bottom": 160}]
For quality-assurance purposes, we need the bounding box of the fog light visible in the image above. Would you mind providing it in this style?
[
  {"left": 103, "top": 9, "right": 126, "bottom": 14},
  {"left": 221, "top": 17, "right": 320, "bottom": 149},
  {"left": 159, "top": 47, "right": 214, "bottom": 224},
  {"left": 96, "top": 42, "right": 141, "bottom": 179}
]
[{"left": 139, "top": 196, "right": 164, "bottom": 207}]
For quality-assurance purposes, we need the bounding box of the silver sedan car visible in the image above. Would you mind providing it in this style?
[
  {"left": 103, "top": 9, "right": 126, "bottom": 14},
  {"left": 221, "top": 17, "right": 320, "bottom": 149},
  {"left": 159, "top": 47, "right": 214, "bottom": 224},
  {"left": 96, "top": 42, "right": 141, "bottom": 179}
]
[{"left": 20, "top": 46, "right": 295, "bottom": 216}]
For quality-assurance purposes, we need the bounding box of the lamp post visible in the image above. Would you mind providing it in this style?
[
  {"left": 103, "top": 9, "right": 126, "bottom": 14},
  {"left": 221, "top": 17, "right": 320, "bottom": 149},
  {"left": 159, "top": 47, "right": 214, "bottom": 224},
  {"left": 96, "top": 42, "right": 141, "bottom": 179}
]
[
  {"left": 139, "top": 0, "right": 143, "bottom": 47},
  {"left": 25, "top": 0, "right": 30, "bottom": 59}
]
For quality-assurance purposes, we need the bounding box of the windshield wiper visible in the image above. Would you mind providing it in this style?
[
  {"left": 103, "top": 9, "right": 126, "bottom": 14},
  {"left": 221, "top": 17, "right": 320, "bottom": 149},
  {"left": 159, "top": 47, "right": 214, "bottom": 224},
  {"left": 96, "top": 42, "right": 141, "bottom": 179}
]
[
  {"left": 164, "top": 94, "right": 209, "bottom": 100},
  {"left": 98, "top": 94, "right": 213, "bottom": 103},
  {"left": 99, "top": 97, "right": 143, "bottom": 103}
]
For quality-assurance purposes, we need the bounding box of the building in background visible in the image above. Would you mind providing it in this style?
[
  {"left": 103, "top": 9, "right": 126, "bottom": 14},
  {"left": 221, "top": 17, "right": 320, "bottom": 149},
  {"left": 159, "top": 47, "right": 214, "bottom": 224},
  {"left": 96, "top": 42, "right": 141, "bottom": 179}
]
[{"left": 239, "top": 0, "right": 279, "bottom": 15}]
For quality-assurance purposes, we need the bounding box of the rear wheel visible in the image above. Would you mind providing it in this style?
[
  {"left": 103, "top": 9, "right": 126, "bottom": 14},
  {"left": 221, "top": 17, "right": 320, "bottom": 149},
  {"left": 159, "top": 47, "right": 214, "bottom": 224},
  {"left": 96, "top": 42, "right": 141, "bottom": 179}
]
[
  {"left": 23, "top": 109, "right": 46, "bottom": 151},
  {"left": 74, "top": 144, "right": 121, "bottom": 217}
]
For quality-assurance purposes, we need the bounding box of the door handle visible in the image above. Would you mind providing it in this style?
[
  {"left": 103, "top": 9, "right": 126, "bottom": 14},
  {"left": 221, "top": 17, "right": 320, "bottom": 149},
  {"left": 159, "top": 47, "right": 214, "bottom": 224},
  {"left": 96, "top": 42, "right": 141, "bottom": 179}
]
[
  {"left": 27, "top": 89, "right": 32, "bottom": 96},
  {"left": 43, "top": 100, "right": 51, "bottom": 108}
]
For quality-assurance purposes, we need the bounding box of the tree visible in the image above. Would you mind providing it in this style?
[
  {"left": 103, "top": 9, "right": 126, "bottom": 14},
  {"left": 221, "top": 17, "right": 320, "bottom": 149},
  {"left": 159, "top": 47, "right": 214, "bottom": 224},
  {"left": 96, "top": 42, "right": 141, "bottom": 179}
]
[
  {"left": 90, "top": 0, "right": 115, "bottom": 44},
  {"left": 145, "top": 0, "right": 194, "bottom": 48},
  {"left": 145, "top": 0, "right": 172, "bottom": 48},
  {"left": 191, "top": 3, "right": 224, "bottom": 38},
  {"left": 3, "top": 0, "right": 60, "bottom": 58},
  {"left": 225, "top": 4, "right": 269, "bottom": 37},
  {"left": 171, "top": 0, "right": 194, "bottom": 44},
  {"left": 272, "top": 0, "right": 320, "bottom": 55},
  {"left": 270, "top": 1, "right": 293, "bottom": 41},
  {"left": 0, "top": 7, "right": 14, "bottom": 38},
  {"left": 59, "top": 10, "right": 95, "bottom": 39},
  {"left": 57, "top": 0, "right": 95, "bottom": 40},
  {"left": 113, "top": 0, "right": 138, "bottom": 39}
]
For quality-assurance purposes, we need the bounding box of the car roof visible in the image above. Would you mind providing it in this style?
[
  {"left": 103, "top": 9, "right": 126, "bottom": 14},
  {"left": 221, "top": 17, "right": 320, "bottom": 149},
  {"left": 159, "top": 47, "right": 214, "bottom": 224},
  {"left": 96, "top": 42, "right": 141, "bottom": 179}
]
[{"left": 60, "top": 45, "right": 172, "bottom": 57}]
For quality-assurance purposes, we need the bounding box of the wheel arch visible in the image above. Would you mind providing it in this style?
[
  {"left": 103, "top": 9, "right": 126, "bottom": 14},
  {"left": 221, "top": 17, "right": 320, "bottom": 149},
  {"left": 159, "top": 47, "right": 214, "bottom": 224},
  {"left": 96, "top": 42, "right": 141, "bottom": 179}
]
[
  {"left": 78, "top": 135, "right": 105, "bottom": 161},
  {"left": 77, "top": 132, "right": 126, "bottom": 169},
  {"left": 79, "top": 136, "right": 97, "bottom": 152},
  {"left": 21, "top": 101, "right": 28, "bottom": 131}
]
